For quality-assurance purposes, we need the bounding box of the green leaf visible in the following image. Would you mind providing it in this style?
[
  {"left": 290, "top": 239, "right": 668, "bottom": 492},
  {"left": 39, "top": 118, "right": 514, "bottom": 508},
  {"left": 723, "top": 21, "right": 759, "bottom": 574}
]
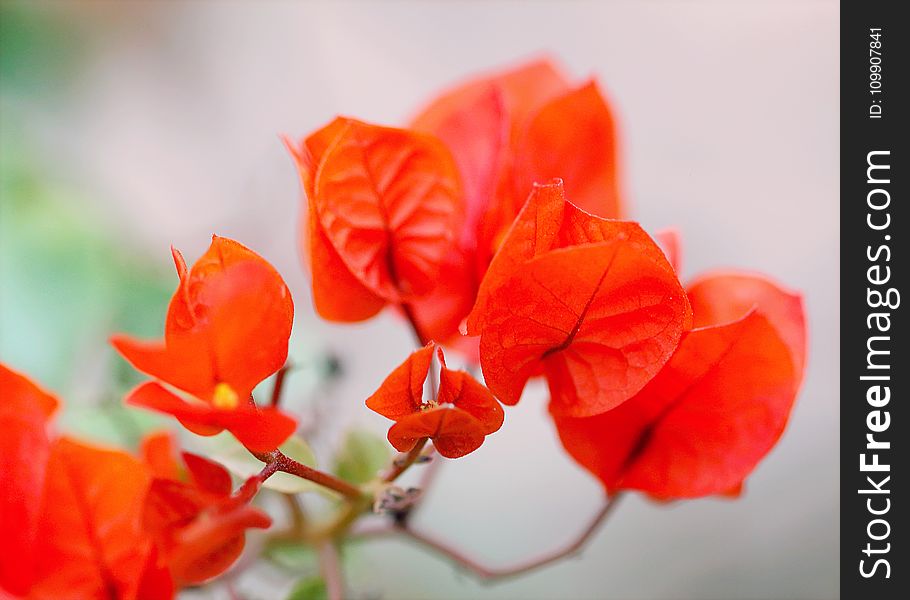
[
  {"left": 286, "top": 576, "right": 327, "bottom": 600},
  {"left": 266, "top": 540, "right": 318, "bottom": 571},
  {"left": 333, "top": 430, "right": 390, "bottom": 485},
  {"left": 191, "top": 432, "right": 321, "bottom": 494}
]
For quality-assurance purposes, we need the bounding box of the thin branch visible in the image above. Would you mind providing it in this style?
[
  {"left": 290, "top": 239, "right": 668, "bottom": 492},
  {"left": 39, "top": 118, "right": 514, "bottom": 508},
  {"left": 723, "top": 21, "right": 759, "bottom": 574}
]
[
  {"left": 391, "top": 445, "right": 440, "bottom": 526},
  {"left": 283, "top": 493, "right": 307, "bottom": 535},
  {"left": 318, "top": 541, "right": 344, "bottom": 600},
  {"left": 382, "top": 438, "right": 428, "bottom": 484},
  {"left": 370, "top": 495, "right": 624, "bottom": 583},
  {"left": 269, "top": 363, "right": 293, "bottom": 407},
  {"left": 416, "top": 446, "right": 441, "bottom": 491},
  {"left": 252, "top": 450, "right": 363, "bottom": 500}
]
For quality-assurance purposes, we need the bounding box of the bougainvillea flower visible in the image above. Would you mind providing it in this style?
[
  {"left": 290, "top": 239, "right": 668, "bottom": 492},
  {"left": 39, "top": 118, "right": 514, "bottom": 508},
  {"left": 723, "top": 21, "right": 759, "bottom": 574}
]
[
  {"left": 366, "top": 343, "right": 503, "bottom": 458},
  {"left": 30, "top": 438, "right": 153, "bottom": 600},
  {"left": 1, "top": 365, "right": 167, "bottom": 599},
  {"left": 465, "top": 180, "right": 692, "bottom": 417},
  {"left": 111, "top": 235, "right": 296, "bottom": 452},
  {"left": 285, "top": 118, "right": 464, "bottom": 323},
  {"left": 139, "top": 432, "right": 271, "bottom": 587},
  {"left": 687, "top": 272, "right": 807, "bottom": 375},
  {"left": 0, "top": 364, "right": 59, "bottom": 596},
  {"left": 552, "top": 273, "right": 806, "bottom": 499},
  {"left": 403, "top": 59, "right": 625, "bottom": 349},
  {"left": 411, "top": 58, "right": 622, "bottom": 247}
]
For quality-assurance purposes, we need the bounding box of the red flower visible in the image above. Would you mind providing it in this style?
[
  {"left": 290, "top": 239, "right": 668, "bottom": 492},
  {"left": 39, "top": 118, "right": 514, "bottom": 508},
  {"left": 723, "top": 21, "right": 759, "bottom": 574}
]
[
  {"left": 0, "top": 364, "right": 59, "bottom": 597},
  {"left": 552, "top": 271, "right": 806, "bottom": 499},
  {"left": 285, "top": 118, "right": 464, "bottom": 322},
  {"left": 111, "top": 235, "right": 296, "bottom": 452},
  {"left": 406, "top": 58, "right": 625, "bottom": 347},
  {"left": 366, "top": 344, "right": 504, "bottom": 458},
  {"left": 466, "top": 180, "right": 692, "bottom": 417},
  {"left": 2, "top": 364, "right": 163, "bottom": 600},
  {"left": 139, "top": 432, "right": 271, "bottom": 587}
]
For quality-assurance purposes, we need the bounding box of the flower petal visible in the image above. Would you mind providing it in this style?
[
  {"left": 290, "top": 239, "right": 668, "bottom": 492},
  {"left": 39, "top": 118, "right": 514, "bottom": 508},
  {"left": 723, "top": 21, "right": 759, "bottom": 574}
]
[
  {"left": 312, "top": 119, "right": 463, "bottom": 301},
  {"left": 112, "top": 236, "right": 294, "bottom": 402},
  {"left": 30, "top": 438, "right": 151, "bottom": 600},
  {"left": 181, "top": 453, "right": 233, "bottom": 497},
  {"left": 477, "top": 240, "right": 691, "bottom": 416},
  {"left": 0, "top": 365, "right": 59, "bottom": 595},
  {"left": 687, "top": 272, "right": 806, "bottom": 374},
  {"left": 286, "top": 129, "right": 387, "bottom": 322},
  {"left": 437, "top": 349, "right": 503, "bottom": 435},
  {"left": 387, "top": 407, "right": 486, "bottom": 458},
  {"left": 365, "top": 343, "right": 434, "bottom": 420},
  {"left": 513, "top": 81, "right": 623, "bottom": 219},
  {"left": 553, "top": 310, "right": 799, "bottom": 499},
  {"left": 140, "top": 431, "right": 185, "bottom": 481},
  {"left": 167, "top": 505, "right": 270, "bottom": 586},
  {"left": 126, "top": 382, "right": 295, "bottom": 453}
]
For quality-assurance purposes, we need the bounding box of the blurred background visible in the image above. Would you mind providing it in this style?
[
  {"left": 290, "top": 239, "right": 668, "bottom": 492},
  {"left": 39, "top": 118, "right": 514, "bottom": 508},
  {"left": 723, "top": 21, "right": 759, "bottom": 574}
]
[{"left": 0, "top": 1, "right": 838, "bottom": 599}]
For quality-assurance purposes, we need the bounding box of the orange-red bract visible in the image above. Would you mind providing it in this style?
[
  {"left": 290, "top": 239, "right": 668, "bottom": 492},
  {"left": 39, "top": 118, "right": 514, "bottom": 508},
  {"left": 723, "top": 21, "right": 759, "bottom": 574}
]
[
  {"left": 112, "top": 235, "right": 296, "bottom": 452},
  {"left": 0, "top": 365, "right": 59, "bottom": 597},
  {"left": 687, "top": 272, "right": 807, "bottom": 374},
  {"left": 139, "top": 433, "right": 271, "bottom": 587},
  {"left": 553, "top": 274, "right": 806, "bottom": 499},
  {"left": 366, "top": 344, "right": 503, "bottom": 458},
  {"left": 285, "top": 118, "right": 464, "bottom": 321},
  {"left": 405, "top": 59, "right": 625, "bottom": 350},
  {"left": 29, "top": 438, "right": 153, "bottom": 600},
  {"left": 2, "top": 365, "right": 167, "bottom": 599},
  {"left": 466, "top": 180, "right": 692, "bottom": 417}
]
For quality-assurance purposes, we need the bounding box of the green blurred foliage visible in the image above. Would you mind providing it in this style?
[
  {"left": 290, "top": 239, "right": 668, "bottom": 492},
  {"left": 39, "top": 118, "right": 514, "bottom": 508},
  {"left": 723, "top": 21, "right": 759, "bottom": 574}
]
[
  {"left": 0, "top": 1, "right": 83, "bottom": 97},
  {"left": 2, "top": 0, "right": 175, "bottom": 450},
  {"left": 267, "top": 541, "right": 319, "bottom": 573},
  {"left": 286, "top": 577, "right": 328, "bottom": 600},
  {"left": 0, "top": 139, "right": 175, "bottom": 445},
  {"left": 334, "top": 429, "right": 390, "bottom": 485}
]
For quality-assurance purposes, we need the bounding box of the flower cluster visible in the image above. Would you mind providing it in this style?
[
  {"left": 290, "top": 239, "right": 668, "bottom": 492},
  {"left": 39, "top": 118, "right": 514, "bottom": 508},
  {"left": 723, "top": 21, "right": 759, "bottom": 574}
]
[
  {"left": 286, "top": 59, "right": 806, "bottom": 499},
  {"left": 2, "top": 57, "right": 806, "bottom": 598},
  {"left": 0, "top": 365, "right": 270, "bottom": 598}
]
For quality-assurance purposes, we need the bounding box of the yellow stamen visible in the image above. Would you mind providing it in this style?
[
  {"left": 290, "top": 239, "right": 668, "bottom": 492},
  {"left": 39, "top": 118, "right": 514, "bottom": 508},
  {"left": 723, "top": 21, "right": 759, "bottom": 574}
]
[{"left": 212, "top": 383, "right": 239, "bottom": 410}]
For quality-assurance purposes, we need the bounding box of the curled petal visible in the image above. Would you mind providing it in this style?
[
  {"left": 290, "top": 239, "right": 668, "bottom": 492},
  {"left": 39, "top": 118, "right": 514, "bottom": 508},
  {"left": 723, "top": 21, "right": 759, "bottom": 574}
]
[
  {"left": 312, "top": 119, "right": 463, "bottom": 301},
  {"left": 305, "top": 208, "right": 386, "bottom": 321},
  {"left": 286, "top": 129, "right": 386, "bottom": 322},
  {"left": 168, "top": 505, "right": 271, "bottom": 586},
  {"left": 112, "top": 236, "right": 293, "bottom": 403},
  {"left": 437, "top": 349, "right": 503, "bottom": 435},
  {"left": 687, "top": 272, "right": 806, "bottom": 375},
  {"left": 365, "top": 344, "right": 434, "bottom": 420},
  {"left": 388, "top": 407, "right": 486, "bottom": 458}
]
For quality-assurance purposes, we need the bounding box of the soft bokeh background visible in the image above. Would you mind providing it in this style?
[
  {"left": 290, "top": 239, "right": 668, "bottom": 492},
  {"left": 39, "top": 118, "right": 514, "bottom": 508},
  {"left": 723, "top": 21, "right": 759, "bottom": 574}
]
[{"left": 0, "top": 1, "right": 838, "bottom": 599}]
